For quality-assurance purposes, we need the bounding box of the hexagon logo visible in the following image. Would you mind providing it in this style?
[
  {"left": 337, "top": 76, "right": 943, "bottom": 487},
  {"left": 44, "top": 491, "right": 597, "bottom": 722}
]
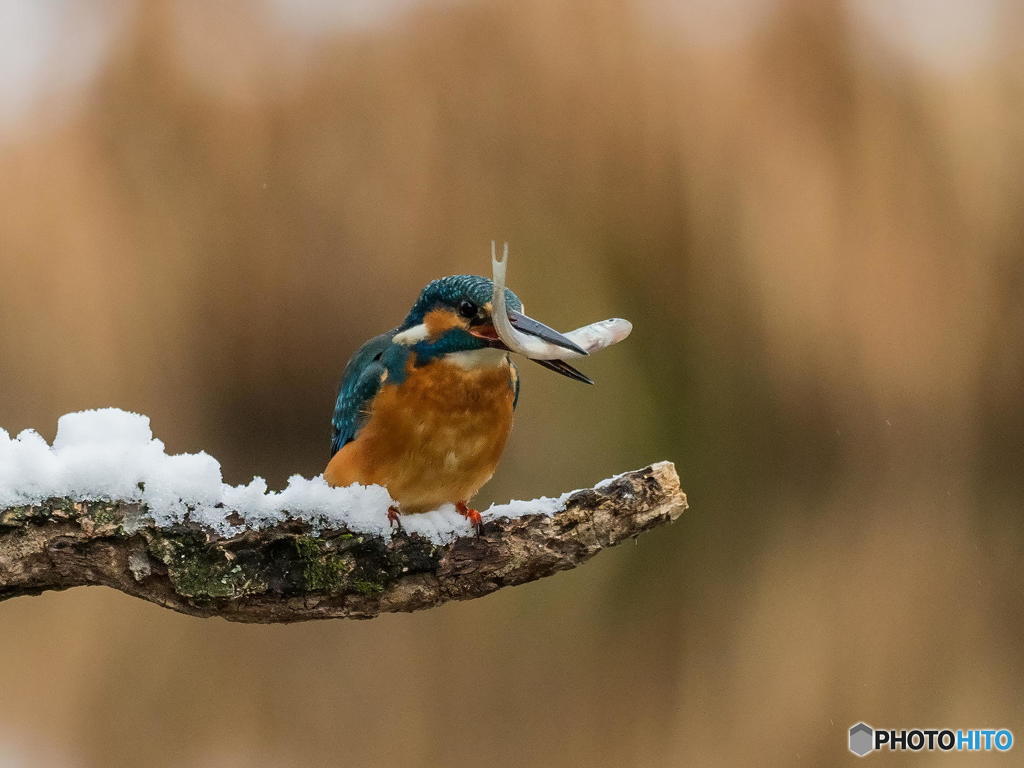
[{"left": 849, "top": 722, "right": 874, "bottom": 757}]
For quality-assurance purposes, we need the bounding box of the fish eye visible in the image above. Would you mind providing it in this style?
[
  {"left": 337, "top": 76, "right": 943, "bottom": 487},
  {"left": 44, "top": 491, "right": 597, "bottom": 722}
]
[{"left": 458, "top": 300, "right": 477, "bottom": 319}]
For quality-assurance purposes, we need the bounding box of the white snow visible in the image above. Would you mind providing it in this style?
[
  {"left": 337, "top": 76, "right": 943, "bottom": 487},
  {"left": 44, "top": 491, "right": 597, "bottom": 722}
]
[
  {"left": 0, "top": 408, "right": 586, "bottom": 544},
  {"left": 485, "top": 492, "right": 575, "bottom": 520}
]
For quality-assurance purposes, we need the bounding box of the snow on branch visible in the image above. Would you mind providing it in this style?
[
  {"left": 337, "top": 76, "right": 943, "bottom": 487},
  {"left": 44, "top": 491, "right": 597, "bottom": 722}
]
[{"left": 0, "top": 410, "right": 686, "bottom": 622}]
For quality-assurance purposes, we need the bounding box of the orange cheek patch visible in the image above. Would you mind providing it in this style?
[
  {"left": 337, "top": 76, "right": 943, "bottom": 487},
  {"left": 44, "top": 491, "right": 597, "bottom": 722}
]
[{"left": 424, "top": 308, "right": 466, "bottom": 340}]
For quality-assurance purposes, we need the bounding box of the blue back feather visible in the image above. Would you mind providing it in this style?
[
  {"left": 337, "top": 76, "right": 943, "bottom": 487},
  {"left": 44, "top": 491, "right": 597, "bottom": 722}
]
[{"left": 330, "top": 331, "right": 397, "bottom": 456}]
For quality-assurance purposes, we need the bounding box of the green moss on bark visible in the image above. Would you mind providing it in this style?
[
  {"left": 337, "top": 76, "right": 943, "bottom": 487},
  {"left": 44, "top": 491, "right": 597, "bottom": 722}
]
[
  {"left": 147, "top": 529, "right": 268, "bottom": 599},
  {"left": 294, "top": 536, "right": 353, "bottom": 592},
  {"left": 89, "top": 507, "right": 119, "bottom": 527}
]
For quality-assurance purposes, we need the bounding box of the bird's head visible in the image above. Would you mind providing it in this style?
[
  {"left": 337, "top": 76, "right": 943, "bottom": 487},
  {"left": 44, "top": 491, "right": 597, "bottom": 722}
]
[{"left": 393, "top": 275, "right": 590, "bottom": 380}]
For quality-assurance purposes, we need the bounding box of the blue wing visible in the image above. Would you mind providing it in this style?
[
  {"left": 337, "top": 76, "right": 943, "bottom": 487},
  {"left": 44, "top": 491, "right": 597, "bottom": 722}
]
[{"left": 330, "top": 331, "right": 397, "bottom": 457}]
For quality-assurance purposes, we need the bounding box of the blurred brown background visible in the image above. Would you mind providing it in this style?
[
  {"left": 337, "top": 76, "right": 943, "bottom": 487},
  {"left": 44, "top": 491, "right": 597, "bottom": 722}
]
[{"left": 1, "top": 1, "right": 1022, "bottom": 766}]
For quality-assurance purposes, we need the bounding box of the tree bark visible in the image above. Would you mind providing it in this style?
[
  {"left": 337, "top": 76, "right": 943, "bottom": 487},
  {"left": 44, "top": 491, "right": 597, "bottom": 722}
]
[{"left": 0, "top": 462, "right": 686, "bottom": 623}]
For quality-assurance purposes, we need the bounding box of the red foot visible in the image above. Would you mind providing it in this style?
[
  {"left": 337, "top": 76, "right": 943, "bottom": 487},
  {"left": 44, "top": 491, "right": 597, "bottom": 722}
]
[
  {"left": 457, "top": 501, "right": 484, "bottom": 536},
  {"left": 387, "top": 505, "right": 403, "bottom": 530}
]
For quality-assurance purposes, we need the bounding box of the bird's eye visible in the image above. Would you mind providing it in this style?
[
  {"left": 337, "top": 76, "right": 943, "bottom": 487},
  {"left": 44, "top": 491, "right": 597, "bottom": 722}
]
[{"left": 458, "top": 300, "right": 477, "bottom": 319}]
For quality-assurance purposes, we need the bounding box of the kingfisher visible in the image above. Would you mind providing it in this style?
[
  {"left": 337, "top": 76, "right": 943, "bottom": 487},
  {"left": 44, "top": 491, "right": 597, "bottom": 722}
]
[{"left": 324, "top": 274, "right": 593, "bottom": 533}]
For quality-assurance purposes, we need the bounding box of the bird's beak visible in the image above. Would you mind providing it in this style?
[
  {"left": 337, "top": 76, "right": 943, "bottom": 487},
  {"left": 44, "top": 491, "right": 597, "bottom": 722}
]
[
  {"left": 471, "top": 310, "right": 594, "bottom": 384},
  {"left": 530, "top": 358, "right": 594, "bottom": 385},
  {"left": 506, "top": 310, "right": 589, "bottom": 356}
]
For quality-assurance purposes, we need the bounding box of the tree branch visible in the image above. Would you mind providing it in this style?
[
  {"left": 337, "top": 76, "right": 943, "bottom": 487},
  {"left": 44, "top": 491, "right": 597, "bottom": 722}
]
[{"left": 0, "top": 462, "right": 686, "bottom": 622}]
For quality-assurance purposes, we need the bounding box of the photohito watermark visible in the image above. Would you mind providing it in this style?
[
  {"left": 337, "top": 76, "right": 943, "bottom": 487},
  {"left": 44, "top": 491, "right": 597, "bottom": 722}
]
[{"left": 848, "top": 723, "right": 1014, "bottom": 757}]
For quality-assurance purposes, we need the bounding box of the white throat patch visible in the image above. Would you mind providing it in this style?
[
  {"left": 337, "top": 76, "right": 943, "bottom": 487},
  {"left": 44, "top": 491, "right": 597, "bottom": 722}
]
[{"left": 446, "top": 347, "right": 509, "bottom": 369}]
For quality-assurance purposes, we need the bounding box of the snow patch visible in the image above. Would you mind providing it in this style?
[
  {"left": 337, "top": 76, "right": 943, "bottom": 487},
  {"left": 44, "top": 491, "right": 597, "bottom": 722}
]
[{"left": 0, "top": 408, "right": 587, "bottom": 544}]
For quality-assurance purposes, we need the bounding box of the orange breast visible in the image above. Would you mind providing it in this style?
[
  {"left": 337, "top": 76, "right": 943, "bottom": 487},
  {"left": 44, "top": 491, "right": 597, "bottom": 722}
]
[{"left": 324, "top": 355, "right": 516, "bottom": 513}]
